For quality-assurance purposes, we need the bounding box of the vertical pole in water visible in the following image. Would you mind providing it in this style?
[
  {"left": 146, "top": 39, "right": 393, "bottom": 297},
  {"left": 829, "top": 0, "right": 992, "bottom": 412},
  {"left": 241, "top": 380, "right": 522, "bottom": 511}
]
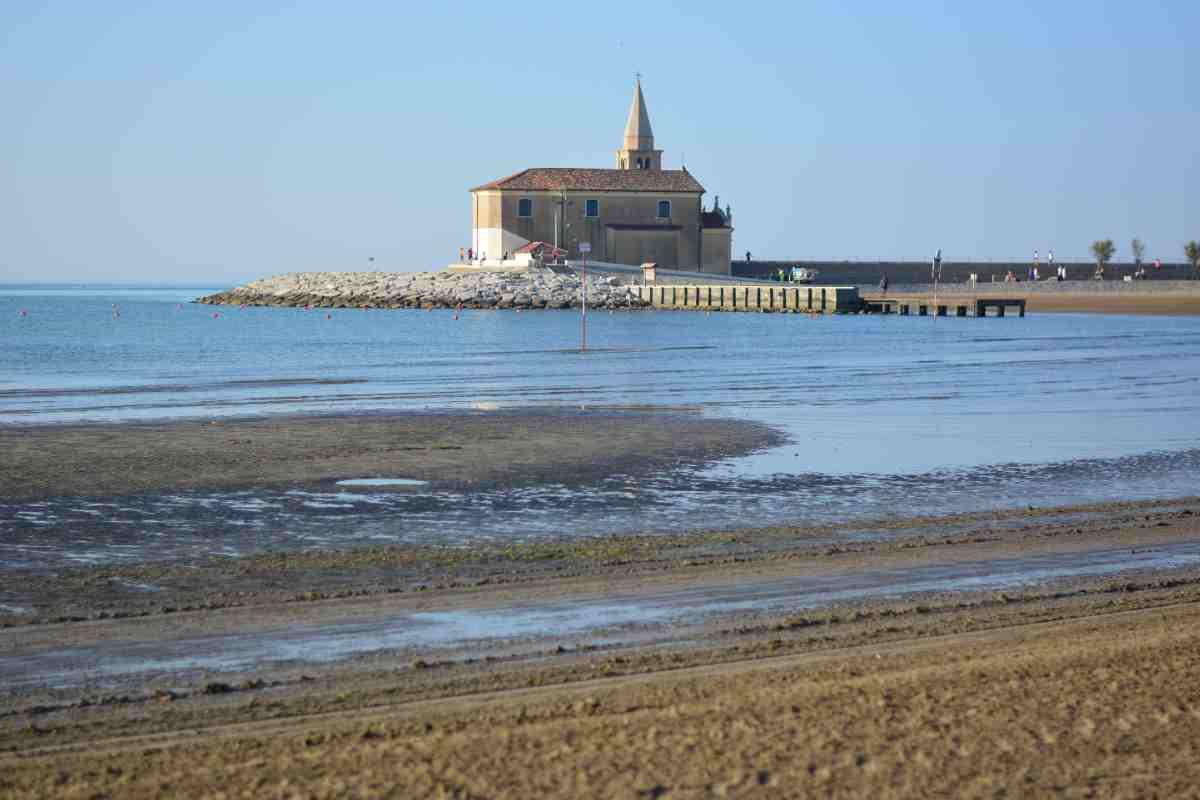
[
  {"left": 932, "top": 248, "right": 942, "bottom": 322},
  {"left": 581, "top": 251, "right": 588, "bottom": 351}
]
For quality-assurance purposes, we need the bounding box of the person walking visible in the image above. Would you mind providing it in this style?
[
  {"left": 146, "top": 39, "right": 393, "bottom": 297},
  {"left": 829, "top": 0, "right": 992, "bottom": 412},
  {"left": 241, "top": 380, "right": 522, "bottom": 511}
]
[
  {"left": 459, "top": 247, "right": 465, "bottom": 262},
  {"left": 879, "top": 273, "right": 889, "bottom": 292},
  {"left": 468, "top": 247, "right": 474, "bottom": 261}
]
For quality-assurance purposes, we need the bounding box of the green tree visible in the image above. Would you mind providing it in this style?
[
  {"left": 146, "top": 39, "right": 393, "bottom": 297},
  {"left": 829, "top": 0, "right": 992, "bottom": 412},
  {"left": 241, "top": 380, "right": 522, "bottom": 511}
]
[
  {"left": 1090, "top": 239, "right": 1115, "bottom": 278},
  {"left": 1185, "top": 241, "right": 1200, "bottom": 279},
  {"left": 1131, "top": 237, "right": 1145, "bottom": 265}
]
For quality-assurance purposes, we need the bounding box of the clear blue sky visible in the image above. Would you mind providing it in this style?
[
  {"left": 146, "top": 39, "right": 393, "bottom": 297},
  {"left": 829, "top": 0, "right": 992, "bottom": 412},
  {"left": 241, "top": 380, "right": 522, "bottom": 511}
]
[{"left": 2, "top": 1, "right": 1197, "bottom": 283}]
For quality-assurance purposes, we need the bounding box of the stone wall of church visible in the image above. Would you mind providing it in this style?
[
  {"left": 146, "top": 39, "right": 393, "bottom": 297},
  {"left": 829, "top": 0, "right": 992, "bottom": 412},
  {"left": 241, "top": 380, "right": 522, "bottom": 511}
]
[
  {"left": 701, "top": 227, "right": 733, "bottom": 275},
  {"left": 472, "top": 190, "right": 705, "bottom": 269},
  {"left": 471, "top": 191, "right": 525, "bottom": 261}
]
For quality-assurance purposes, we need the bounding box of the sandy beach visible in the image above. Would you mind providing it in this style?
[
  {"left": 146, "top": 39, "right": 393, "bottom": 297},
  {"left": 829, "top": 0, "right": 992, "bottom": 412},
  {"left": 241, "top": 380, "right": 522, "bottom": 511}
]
[
  {"left": 2, "top": 488, "right": 1198, "bottom": 796},
  {"left": 6, "top": 595, "right": 1199, "bottom": 797}
]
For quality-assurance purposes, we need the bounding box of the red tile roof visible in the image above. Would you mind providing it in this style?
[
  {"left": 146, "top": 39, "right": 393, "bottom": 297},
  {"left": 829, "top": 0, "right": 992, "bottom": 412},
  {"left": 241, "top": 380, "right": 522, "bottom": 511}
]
[
  {"left": 513, "top": 241, "right": 567, "bottom": 256},
  {"left": 472, "top": 167, "right": 704, "bottom": 194}
]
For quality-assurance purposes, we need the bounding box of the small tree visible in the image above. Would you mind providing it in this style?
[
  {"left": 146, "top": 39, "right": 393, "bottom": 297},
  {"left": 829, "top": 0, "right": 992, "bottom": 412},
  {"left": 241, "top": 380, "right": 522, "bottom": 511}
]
[
  {"left": 1091, "top": 239, "right": 1115, "bottom": 277},
  {"left": 1185, "top": 241, "right": 1200, "bottom": 278},
  {"left": 1131, "top": 237, "right": 1145, "bottom": 266}
]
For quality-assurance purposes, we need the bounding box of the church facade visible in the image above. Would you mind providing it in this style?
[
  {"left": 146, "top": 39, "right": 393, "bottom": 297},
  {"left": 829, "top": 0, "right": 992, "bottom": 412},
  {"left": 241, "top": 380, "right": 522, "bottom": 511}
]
[{"left": 470, "top": 80, "right": 733, "bottom": 274}]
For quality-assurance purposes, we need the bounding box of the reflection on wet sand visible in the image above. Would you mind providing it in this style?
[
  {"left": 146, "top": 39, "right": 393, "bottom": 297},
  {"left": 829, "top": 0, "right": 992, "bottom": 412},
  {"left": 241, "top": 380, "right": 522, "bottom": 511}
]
[
  {"left": 3, "top": 447, "right": 1199, "bottom": 571},
  {"left": 6, "top": 542, "right": 1199, "bottom": 691}
]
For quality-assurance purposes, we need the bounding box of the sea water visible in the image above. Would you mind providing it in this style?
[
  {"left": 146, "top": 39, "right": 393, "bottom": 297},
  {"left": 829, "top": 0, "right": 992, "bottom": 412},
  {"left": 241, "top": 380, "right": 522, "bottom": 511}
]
[{"left": 2, "top": 283, "right": 1198, "bottom": 570}]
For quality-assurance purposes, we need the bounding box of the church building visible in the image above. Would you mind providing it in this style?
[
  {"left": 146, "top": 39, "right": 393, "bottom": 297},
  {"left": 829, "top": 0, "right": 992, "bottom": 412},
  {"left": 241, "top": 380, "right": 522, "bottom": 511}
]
[{"left": 470, "top": 79, "right": 733, "bottom": 274}]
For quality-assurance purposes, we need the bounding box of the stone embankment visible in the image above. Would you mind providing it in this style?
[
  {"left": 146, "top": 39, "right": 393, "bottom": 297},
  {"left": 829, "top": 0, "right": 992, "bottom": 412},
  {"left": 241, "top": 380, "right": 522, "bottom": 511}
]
[{"left": 196, "top": 270, "right": 651, "bottom": 311}]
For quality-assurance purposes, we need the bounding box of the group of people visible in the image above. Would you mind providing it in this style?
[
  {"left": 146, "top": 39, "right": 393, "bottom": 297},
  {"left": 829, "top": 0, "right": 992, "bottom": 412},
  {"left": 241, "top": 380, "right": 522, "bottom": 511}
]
[
  {"left": 1028, "top": 249, "right": 1063, "bottom": 281},
  {"left": 459, "top": 247, "right": 510, "bottom": 263},
  {"left": 1004, "top": 266, "right": 1066, "bottom": 282},
  {"left": 1131, "top": 258, "right": 1161, "bottom": 279}
]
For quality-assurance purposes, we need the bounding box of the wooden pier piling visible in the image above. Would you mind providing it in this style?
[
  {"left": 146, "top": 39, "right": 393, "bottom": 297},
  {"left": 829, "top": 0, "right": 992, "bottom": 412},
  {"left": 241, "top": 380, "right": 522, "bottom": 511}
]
[{"left": 864, "top": 297, "right": 1026, "bottom": 318}]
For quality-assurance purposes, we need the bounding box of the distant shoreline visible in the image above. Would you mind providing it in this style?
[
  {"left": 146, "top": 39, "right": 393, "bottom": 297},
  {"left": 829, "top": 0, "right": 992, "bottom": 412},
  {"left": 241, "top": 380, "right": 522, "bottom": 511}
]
[{"left": 864, "top": 288, "right": 1200, "bottom": 315}]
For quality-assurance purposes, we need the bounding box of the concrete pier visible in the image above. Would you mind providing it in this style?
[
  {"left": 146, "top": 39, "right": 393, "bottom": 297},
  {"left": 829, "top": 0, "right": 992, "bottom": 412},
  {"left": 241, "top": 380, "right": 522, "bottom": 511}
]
[
  {"left": 633, "top": 285, "right": 861, "bottom": 313},
  {"left": 865, "top": 297, "right": 1026, "bottom": 318}
]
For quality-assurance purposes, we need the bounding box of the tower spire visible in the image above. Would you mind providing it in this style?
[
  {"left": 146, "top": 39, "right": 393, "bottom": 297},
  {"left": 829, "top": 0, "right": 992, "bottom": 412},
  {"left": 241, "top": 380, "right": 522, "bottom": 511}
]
[
  {"left": 616, "top": 76, "right": 663, "bottom": 170},
  {"left": 623, "top": 76, "right": 654, "bottom": 151}
]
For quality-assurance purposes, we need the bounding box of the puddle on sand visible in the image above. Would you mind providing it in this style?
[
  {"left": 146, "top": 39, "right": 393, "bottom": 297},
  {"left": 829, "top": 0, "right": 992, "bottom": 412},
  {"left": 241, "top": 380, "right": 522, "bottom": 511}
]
[
  {"left": 5, "top": 542, "right": 1200, "bottom": 691},
  {"left": 111, "top": 578, "right": 162, "bottom": 593},
  {"left": 335, "top": 478, "right": 428, "bottom": 488}
]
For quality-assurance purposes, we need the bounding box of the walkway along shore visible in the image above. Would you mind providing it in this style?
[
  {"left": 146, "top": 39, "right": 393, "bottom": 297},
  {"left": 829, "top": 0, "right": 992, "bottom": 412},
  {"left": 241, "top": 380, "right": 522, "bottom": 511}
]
[{"left": 864, "top": 280, "right": 1200, "bottom": 316}]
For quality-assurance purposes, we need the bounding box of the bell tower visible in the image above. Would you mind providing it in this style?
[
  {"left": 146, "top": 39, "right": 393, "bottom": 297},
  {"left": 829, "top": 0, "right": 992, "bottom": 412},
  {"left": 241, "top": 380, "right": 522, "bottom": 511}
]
[{"left": 616, "top": 77, "right": 663, "bottom": 171}]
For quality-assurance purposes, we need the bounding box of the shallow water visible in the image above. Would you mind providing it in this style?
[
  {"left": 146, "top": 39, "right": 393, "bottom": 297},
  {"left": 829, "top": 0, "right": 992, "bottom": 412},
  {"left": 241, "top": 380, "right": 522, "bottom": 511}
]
[
  {"left": 5, "top": 543, "right": 1199, "bottom": 690},
  {"left": 2, "top": 284, "right": 1199, "bottom": 570}
]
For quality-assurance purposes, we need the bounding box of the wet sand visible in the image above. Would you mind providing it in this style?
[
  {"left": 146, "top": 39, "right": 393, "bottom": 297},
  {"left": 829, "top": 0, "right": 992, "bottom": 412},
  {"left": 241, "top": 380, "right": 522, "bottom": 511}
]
[
  {"left": 0, "top": 409, "right": 779, "bottom": 500},
  {"left": 1, "top": 498, "right": 1199, "bottom": 796},
  {"left": 3, "top": 496, "right": 1197, "bottom": 626},
  {"left": 863, "top": 290, "right": 1200, "bottom": 315}
]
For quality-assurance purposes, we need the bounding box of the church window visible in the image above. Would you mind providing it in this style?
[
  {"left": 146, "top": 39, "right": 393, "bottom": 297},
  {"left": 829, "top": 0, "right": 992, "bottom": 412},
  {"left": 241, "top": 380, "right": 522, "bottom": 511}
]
[
  {"left": 585, "top": 199, "right": 599, "bottom": 218},
  {"left": 518, "top": 198, "right": 532, "bottom": 217},
  {"left": 657, "top": 200, "right": 671, "bottom": 219}
]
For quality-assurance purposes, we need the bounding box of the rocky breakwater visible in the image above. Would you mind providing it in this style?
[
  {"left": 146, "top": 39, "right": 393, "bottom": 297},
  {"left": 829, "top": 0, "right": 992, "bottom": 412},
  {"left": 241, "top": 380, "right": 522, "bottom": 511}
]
[{"left": 196, "top": 270, "right": 651, "bottom": 311}]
